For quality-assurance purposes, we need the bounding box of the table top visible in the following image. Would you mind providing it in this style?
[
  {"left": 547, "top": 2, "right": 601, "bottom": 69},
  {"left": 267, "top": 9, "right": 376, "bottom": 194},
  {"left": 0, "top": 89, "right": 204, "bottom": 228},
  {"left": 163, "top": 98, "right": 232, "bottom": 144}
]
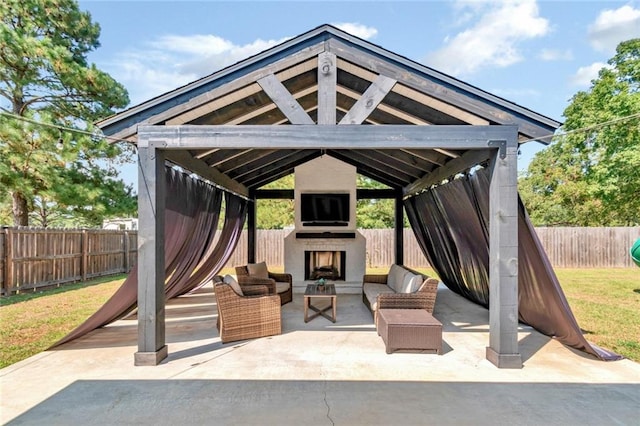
[
  {"left": 377, "top": 308, "right": 441, "bottom": 326},
  {"left": 304, "top": 283, "right": 336, "bottom": 296}
]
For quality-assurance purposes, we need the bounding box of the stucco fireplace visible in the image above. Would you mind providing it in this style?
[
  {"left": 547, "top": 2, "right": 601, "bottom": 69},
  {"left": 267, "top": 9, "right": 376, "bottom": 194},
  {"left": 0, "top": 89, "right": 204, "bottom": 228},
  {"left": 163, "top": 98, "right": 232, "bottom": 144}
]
[{"left": 284, "top": 156, "right": 366, "bottom": 293}]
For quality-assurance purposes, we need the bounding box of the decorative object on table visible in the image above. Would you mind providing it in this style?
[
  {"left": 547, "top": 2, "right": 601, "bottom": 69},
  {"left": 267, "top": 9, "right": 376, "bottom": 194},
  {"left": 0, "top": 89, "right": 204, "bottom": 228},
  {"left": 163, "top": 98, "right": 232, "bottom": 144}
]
[{"left": 316, "top": 278, "right": 326, "bottom": 291}]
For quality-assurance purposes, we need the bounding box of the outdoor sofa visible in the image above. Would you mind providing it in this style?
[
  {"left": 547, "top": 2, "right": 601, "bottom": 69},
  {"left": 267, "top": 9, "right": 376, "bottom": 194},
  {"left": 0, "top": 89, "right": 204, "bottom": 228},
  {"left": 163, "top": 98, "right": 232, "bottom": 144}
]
[{"left": 362, "top": 264, "right": 439, "bottom": 325}]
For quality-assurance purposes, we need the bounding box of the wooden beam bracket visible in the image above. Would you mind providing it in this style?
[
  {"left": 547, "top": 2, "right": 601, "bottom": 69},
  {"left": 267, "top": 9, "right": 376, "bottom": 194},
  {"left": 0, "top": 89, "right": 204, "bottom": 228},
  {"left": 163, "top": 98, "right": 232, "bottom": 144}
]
[{"left": 488, "top": 140, "right": 507, "bottom": 159}]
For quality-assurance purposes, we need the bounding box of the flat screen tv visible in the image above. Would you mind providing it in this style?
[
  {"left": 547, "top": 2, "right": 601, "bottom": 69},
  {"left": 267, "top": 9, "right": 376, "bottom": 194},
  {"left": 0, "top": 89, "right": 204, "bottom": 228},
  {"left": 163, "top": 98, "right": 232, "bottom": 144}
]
[{"left": 300, "top": 193, "right": 350, "bottom": 226}]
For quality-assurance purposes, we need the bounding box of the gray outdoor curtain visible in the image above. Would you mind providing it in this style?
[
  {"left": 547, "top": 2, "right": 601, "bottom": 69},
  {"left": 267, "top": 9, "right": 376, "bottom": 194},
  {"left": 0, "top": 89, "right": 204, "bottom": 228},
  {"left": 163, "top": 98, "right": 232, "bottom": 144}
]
[
  {"left": 52, "top": 166, "right": 247, "bottom": 348},
  {"left": 404, "top": 167, "right": 622, "bottom": 361}
]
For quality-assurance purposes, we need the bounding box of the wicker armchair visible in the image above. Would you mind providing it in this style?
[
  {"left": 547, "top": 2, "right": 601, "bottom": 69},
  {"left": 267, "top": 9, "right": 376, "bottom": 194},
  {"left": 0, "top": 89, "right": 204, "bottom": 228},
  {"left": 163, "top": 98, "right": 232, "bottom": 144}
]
[
  {"left": 235, "top": 264, "right": 293, "bottom": 305},
  {"left": 214, "top": 283, "right": 282, "bottom": 344}
]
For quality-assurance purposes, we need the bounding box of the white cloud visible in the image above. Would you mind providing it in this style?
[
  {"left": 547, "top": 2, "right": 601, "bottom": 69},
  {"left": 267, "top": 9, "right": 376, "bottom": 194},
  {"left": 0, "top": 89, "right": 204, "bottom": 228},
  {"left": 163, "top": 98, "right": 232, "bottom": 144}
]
[
  {"left": 538, "top": 48, "right": 573, "bottom": 61},
  {"left": 426, "top": 0, "right": 550, "bottom": 76},
  {"left": 569, "top": 62, "right": 610, "bottom": 87},
  {"left": 110, "top": 24, "right": 378, "bottom": 106},
  {"left": 588, "top": 5, "right": 640, "bottom": 53},
  {"left": 331, "top": 22, "right": 378, "bottom": 39},
  {"left": 110, "top": 34, "right": 290, "bottom": 105},
  {"left": 112, "top": 51, "right": 198, "bottom": 102}
]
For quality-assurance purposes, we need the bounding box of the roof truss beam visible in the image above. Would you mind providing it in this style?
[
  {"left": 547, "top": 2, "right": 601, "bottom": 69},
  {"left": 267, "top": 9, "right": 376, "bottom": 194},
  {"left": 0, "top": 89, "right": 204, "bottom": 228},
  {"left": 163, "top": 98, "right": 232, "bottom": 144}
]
[
  {"left": 139, "top": 124, "right": 518, "bottom": 150},
  {"left": 339, "top": 75, "right": 397, "bottom": 125},
  {"left": 257, "top": 74, "right": 314, "bottom": 124},
  {"left": 317, "top": 52, "right": 337, "bottom": 125}
]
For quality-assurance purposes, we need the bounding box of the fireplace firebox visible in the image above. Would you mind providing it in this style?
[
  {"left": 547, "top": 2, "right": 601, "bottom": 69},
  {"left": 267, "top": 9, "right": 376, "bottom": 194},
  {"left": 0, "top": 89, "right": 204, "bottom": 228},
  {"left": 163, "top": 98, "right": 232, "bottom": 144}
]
[{"left": 304, "top": 251, "right": 346, "bottom": 281}]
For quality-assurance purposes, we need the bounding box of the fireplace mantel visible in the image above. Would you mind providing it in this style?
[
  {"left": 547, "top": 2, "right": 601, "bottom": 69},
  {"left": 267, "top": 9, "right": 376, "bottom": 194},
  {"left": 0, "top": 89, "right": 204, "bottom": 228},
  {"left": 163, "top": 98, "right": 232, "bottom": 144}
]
[{"left": 296, "top": 232, "right": 356, "bottom": 239}]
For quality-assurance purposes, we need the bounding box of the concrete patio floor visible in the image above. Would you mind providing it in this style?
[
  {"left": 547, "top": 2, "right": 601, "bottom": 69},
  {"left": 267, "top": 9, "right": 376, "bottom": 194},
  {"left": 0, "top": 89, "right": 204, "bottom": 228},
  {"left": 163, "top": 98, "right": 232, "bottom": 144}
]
[{"left": 1, "top": 283, "right": 639, "bottom": 425}]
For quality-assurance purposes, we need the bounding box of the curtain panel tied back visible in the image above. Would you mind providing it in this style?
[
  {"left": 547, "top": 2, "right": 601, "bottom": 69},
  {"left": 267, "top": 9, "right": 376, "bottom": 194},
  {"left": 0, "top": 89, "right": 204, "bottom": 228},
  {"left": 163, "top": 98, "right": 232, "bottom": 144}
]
[
  {"left": 404, "top": 167, "right": 621, "bottom": 361},
  {"left": 52, "top": 166, "right": 247, "bottom": 348}
]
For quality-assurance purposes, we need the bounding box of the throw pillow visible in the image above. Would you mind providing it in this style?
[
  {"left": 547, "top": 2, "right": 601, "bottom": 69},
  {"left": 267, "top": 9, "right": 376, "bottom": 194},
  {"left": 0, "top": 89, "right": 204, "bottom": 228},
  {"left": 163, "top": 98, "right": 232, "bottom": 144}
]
[
  {"left": 223, "top": 274, "right": 243, "bottom": 296},
  {"left": 401, "top": 272, "right": 424, "bottom": 293},
  {"left": 388, "top": 264, "right": 407, "bottom": 293},
  {"left": 247, "top": 261, "right": 269, "bottom": 279}
]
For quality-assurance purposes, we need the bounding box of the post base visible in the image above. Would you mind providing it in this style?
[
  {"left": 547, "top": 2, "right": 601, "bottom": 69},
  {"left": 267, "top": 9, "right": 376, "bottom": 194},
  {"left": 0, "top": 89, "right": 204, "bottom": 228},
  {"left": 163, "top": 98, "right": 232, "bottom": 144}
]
[
  {"left": 134, "top": 345, "right": 168, "bottom": 366},
  {"left": 486, "top": 346, "right": 523, "bottom": 369}
]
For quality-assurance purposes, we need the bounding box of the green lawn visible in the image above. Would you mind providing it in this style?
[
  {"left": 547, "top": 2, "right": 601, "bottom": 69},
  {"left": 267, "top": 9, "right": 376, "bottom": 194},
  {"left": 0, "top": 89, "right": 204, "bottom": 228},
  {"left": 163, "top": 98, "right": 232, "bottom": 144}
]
[
  {"left": 0, "top": 268, "right": 637, "bottom": 368},
  {"left": 0, "top": 275, "right": 126, "bottom": 369},
  {"left": 553, "top": 268, "right": 640, "bottom": 359}
]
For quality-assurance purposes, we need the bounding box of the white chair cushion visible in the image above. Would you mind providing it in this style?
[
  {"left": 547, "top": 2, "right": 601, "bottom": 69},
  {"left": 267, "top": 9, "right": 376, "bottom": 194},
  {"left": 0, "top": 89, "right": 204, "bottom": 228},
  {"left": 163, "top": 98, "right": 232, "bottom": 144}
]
[
  {"left": 247, "top": 261, "right": 269, "bottom": 279},
  {"left": 275, "top": 281, "right": 290, "bottom": 294},
  {"left": 223, "top": 274, "right": 243, "bottom": 296}
]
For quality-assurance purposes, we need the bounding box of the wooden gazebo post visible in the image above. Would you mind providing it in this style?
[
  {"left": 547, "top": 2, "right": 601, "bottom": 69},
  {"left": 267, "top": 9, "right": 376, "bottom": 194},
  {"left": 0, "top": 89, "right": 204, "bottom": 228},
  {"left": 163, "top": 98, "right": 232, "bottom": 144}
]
[
  {"left": 134, "top": 140, "right": 168, "bottom": 366},
  {"left": 486, "top": 135, "right": 523, "bottom": 368}
]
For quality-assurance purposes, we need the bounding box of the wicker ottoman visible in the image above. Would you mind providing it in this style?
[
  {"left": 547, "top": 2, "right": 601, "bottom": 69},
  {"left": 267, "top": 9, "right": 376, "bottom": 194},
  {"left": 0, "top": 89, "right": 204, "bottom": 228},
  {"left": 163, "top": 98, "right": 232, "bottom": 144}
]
[{"left": 377, "top": 309, "right": 442, "bottom": 354}]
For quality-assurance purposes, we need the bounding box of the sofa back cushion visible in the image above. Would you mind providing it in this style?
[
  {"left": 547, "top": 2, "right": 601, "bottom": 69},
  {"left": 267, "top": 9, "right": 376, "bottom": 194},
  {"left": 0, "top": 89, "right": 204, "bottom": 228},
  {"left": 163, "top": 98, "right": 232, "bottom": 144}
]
[{"left": 387, "top": 264, "right": 408, "bottom": 293}]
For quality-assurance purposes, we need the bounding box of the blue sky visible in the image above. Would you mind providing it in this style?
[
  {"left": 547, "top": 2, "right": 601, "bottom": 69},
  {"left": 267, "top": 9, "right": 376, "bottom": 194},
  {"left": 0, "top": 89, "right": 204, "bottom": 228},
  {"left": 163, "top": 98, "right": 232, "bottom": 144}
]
[{"left": 78, "top": 0, "right": 640, "bottom": 184}]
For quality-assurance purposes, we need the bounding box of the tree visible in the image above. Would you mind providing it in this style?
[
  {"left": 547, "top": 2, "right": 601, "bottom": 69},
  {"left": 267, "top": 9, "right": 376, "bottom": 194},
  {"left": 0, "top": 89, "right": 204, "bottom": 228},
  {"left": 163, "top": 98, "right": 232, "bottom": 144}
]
[
  {"left": 0, "top": 0, "right": 131, "bottom": 226},
  {"left": 520, "top": 39, "right": 640, "bottom": 226},
  {"left": 30, "top": 165, "right": 137, "bottom": 228},
  {"left": 355, "top": 176, "right": 396, "bottom": 229}
]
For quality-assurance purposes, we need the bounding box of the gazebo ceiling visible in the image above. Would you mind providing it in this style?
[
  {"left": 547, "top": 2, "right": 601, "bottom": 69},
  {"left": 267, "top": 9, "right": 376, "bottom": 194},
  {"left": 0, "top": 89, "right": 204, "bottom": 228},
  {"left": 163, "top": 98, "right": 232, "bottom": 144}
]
[{"left": 98, "top": 24, "right": 561, "bottom": 192}]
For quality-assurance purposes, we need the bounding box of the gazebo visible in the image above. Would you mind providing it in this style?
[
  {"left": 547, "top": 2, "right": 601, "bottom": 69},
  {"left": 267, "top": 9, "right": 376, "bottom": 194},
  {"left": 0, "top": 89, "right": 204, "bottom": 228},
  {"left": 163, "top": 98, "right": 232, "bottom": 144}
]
[{"left": 97, "top": 25, "right": 563, "bottom": 368}]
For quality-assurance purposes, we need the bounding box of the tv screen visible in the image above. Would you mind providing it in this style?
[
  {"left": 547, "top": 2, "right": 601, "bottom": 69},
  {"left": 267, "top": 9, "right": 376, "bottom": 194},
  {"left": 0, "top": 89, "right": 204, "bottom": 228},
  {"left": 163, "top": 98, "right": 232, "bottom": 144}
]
[{"left": 300, "top": 193, "right": 350, "bottom": 224}]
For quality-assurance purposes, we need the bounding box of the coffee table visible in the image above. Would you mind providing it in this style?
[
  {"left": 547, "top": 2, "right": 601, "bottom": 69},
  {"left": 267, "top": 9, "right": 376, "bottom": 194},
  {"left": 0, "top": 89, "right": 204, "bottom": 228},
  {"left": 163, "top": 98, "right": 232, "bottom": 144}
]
[
  {"left": 377, "top": 308, "right": 442, "bottom": 354},
  {"left": 304, "top": 284, "right": 337, "bottom": 323}
]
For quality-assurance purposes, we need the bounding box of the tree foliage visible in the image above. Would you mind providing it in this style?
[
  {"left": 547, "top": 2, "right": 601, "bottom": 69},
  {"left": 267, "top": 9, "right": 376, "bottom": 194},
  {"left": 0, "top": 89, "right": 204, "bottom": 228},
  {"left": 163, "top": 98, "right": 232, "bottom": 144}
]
[
  {"left": 520, "top": 39, "right": 640, "bottom": 226},
  {"left": 256, "top": 175, "right": 294, "bottom": 229},
  {"left": 355, "top": 176, "right": 400, "bottom": 229},
  {"left": 0, "top": 0, "right": 132, "bottom": 227}
]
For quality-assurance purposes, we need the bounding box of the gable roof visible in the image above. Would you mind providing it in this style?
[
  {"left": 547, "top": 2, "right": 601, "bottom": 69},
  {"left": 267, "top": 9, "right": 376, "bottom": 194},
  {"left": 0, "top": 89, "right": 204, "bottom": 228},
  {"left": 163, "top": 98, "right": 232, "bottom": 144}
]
[{"left": 98, "top": 24, "right": 561, "bottom": 192}]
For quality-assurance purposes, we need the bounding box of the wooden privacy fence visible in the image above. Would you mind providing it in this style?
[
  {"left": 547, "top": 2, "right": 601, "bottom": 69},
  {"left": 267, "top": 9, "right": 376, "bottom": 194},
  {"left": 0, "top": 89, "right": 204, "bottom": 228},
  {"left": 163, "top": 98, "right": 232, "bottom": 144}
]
[
  {"left": 1, "top": 226, "right": 638, "bottom": 295},
  {"left": 1, "top": 227, "right": 136, "bottom": 295},
  {"left": 225, "top": 227, "right": 640, "bottom": 269},
  {"left": 534, "top": 227, "right": 639, "bottom": 268}
]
